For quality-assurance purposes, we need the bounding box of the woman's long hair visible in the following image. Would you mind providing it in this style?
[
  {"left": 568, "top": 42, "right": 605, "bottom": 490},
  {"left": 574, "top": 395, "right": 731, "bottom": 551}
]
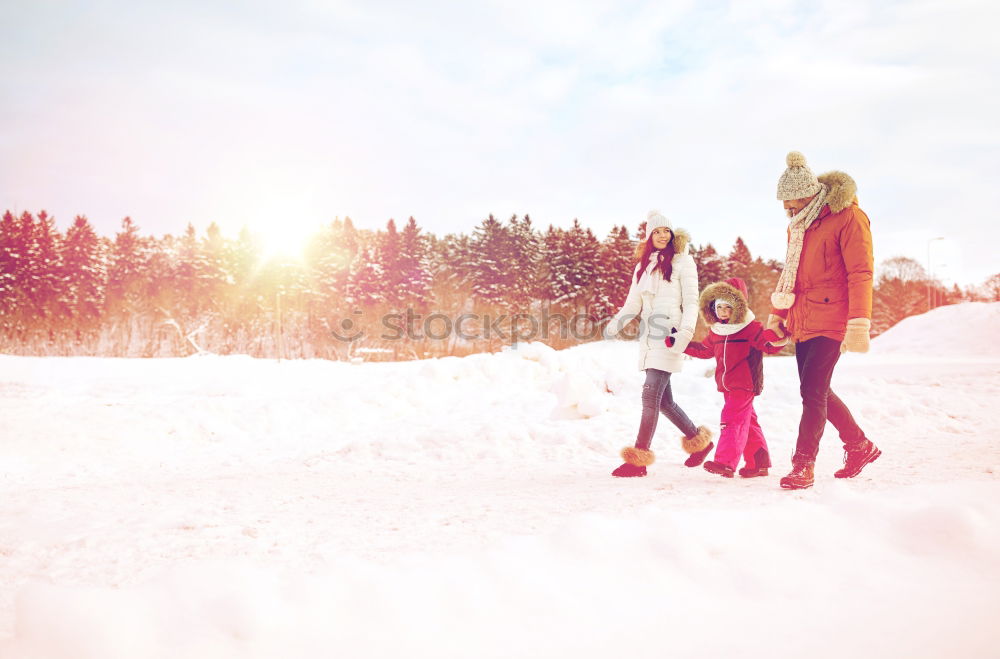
[{"left": 633, "top": 233, "right": 675, "bottom": 284}]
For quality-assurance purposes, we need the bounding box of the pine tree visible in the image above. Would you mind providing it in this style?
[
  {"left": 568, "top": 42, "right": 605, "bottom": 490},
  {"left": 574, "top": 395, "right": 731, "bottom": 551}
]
[
  {"left": 61, "top": 215, "right": 106, "bottom": 328},
  {"left": 343, "top": 220, "right": 410, "bottom": 311},
  {"left": 173, "top": 223, "right": 201, "bottom": 315},
  {"left": 381, "top": 219, "right": 403, "bottom": 309},
  {"left": 341, "top": 217, "right": 359, "bottom": 257},
  {"left": 201, "top": 222, "right": 228, "bottom": 312},
  {"left": 305, "top": 217, "right": 360, "bottom": 314},
  {"left": 398, "top": 216, "right": 433, "bottom": 309},
  {"left": 105, "top": 216, "right": 149, "bottom": 318},
  {"left": 336, "top": 217, "right": 360, "bottom": 304},
  {"left": 636, "top": 220, "right": 648, "bottom": 243},
  {"left": 3, "top": 211, "right": 65, "bottom": 331},
  {"left": 595, "top": 225, "right": 634, "bottom": 319},
  {"left": 725, "top": 236, "right": 752, "bottom": 281},
  {"left": 501, "top": 214, "right": 541, "bottom": 311},
  {"left": 729, "top": 237, "right": 752, "bottom": 266},
  {"left": 745, "top": 257, "right": 781, "bottom": 322},
  {"left": 427, "top": 231, "right": 473, "bottom": 323},
  {"left": 467, "top": 214, "right": 511, "bottom": 307},
  {"left": 692, "top": 242, "right": 725, "bottom": 292},
  {"left": 0, "top": 211, "right": 23, "bottom": 324},
  {"left": 944, "top": 283, "right": 964, "bottom": 304},
  {"left": 544, "top": 219, "right": 601, "bottom": 310},
  {"left": 348, "top": 229, "right": 387, "bottom": 307},
  {"left": 37, "top": 211, "right": 66, "bottom": 321},
  {"left": 537, "top": 224, "right": 565, "bottom": 307},
  {"left": 221, "top": 227, "right": 261, "bottom": 327}
]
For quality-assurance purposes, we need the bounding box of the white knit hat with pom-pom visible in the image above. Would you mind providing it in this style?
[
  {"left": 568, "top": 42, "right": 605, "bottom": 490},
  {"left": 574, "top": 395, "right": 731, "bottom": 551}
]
[
  {"left": 776, "top": 151, "right": 821, "bottom": 201},
  {"left": 645, "top": 210, "right": 673, "bottom": 235}
]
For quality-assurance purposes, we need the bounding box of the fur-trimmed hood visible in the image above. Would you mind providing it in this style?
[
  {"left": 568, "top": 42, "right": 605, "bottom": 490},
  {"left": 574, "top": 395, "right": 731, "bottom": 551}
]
[
  {"left": 671, "top": 228, "right": 690, "bottom": 255},
  {"left": 818, "top": 171, "right": 858, "bottom": 214},
  {"left": 699, "top": 278, "right": 749, "bottom": 325}
]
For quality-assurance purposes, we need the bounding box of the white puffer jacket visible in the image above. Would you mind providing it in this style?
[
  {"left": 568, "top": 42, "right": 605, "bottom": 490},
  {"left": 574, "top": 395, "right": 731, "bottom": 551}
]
[{"left": 605, "top": 229, "right": 699, "bottom": 373}]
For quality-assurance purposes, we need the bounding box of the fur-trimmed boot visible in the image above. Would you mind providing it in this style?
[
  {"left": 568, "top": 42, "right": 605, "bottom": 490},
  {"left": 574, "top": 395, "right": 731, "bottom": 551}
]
[
  {"left": 834, "top": 440, "right": 882, "bottom": 478},
  {"left": 612, "top": 446, "right": 655, "bottom": 478},
  {"left": 779, "top": 461, "right": 814, "bottom": 490},
  {"left": 681, "top": 426, "right": 714, "bottom": 467}
]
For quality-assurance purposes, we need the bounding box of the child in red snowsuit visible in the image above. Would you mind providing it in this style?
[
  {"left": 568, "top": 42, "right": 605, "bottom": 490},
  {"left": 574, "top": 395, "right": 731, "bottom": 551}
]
[{"left": 674, "top": 277, "right": 785, "bottom": 478}]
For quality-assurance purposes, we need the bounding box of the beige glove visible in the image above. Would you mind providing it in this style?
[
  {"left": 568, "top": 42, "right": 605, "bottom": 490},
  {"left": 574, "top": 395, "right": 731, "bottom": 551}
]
[{"left": 841, "top": 318, "right": 871, "bottom": 353}]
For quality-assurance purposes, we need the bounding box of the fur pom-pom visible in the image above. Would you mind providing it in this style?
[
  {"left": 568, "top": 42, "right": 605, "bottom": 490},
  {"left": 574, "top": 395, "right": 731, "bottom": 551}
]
[
  {"left": 621, "top": 446, "right": 655, "bottom": 467},
  {"left": 771, "top": 291, "right": 796, "bottom": 309},
  {"left": 680, "top": 426, "right": 713, "bottom": 455},
  {"left": 786, "top": 151, "right": 807, "bottom": 167}
]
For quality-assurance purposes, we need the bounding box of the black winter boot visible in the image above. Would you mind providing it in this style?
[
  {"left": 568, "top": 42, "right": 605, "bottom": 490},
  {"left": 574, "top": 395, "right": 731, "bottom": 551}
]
[
  {"left": 739, "top": 448, "right": 771, "bottom": 478},
  {"left": 703, "top": 460, "right": 735, "bottom": 478},
  {"left": 780, "top": 461, "right": 814, "bottom": 490},
  {"left": 834, "top": 441, "right": 881, "bottom": 478}
]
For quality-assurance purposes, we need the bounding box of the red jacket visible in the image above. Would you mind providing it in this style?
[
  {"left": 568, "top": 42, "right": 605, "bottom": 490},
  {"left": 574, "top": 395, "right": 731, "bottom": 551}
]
[
  {"left": 770, "top": 171, "right": 874, "bottom": 343},
  {"left": 684, "top": 320, "right": 783, "bottom": 394}
]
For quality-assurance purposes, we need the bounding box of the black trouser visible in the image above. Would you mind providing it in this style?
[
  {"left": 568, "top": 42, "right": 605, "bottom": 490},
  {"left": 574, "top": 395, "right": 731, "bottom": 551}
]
[{"left": 793, "top": 337, "right": 868, "bottom": 464}]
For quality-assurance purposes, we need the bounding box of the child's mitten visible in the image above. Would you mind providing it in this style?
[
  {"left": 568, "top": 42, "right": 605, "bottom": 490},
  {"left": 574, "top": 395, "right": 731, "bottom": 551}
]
[
  {"left": 766, "top": 313, "right": 787, "bottom": 338},
  {"left": 669, "top": 327, "right": 693, "bottom": 353}
]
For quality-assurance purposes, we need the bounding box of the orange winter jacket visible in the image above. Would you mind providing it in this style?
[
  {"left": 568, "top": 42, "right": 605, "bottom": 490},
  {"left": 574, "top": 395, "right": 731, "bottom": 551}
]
[{"left": 772, "top": 171, "right": 874, "bottom": 343}]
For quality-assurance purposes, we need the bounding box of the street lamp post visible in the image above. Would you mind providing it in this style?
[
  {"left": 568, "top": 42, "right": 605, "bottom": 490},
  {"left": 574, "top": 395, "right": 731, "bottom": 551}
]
[
  {"left": 927, "top": 237, "right": 944, "bottom": 312},
  {"left": 935, "top": 264, "right": 949, "bottom": 307},
  {"left": 274, "top": 288, "right": 284, "bottom": 363}
]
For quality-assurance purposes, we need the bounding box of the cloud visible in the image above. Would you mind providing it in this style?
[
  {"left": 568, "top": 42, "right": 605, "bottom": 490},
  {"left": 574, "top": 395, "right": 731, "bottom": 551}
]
[{"left": 0, "top": 0, "right": 997, "bottom": 283}]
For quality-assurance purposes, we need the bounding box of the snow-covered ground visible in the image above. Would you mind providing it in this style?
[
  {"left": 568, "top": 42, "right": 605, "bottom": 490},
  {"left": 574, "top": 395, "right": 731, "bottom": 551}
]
[{"left": 1, "top": 303, "right": 999, "bottom": 658}]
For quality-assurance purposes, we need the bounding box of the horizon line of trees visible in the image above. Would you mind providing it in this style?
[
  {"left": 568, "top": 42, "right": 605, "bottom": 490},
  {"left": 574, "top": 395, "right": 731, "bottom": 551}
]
[{"left": 1, "top": 209, "right": 997, "bottom": 359}]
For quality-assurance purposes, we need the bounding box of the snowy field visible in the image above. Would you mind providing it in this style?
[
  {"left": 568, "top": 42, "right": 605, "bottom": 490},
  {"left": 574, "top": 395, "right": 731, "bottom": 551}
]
[{"left": 1, "top": 303, "right": 999, "bottom": 658}]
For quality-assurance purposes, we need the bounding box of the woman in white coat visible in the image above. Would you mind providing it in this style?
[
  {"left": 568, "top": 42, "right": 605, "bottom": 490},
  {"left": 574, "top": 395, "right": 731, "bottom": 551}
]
[{"left": 604, "top": 211, "right": 714, "bottom": 477}]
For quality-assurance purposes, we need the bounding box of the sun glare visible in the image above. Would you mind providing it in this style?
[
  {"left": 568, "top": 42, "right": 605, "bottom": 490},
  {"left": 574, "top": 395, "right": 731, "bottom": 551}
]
[{"left": 248, "top": 214, "right": 324, "bottom": 263}]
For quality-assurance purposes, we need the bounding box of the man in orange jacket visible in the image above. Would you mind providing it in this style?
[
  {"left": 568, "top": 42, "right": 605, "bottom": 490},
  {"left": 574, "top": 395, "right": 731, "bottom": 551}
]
[{"left": 767, "top": 151, "right": 881, "bottom": 489}]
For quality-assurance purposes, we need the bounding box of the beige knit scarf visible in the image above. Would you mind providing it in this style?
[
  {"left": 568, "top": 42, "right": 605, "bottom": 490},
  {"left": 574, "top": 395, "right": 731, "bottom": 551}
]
[{"left": 771, "top": 183, "right": 829, "bottom": 309}]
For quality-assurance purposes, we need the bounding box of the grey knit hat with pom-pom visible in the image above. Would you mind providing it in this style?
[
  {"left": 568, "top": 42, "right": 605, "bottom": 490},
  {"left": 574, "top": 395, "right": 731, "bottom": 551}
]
[{"left": 776, "top": 151, "right": 822, "bottom": 201}]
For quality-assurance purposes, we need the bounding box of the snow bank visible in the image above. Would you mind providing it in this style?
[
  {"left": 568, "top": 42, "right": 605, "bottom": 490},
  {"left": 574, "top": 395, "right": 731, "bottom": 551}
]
[
  {"left": 4, "top": 481, "right": 999, "bottom": 659},
  {"left": 3, "top": 303, "right": 1000, "bottom": 658},
  {"left": 872, "top": 302, "right": 1000, "bottom": 357},
  {"left": 0, "top": 340, "right": 648, "bottom": 478}
]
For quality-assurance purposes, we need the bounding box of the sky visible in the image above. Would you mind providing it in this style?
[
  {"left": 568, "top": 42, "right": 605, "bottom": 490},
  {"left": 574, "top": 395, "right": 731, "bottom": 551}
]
[{"left": 1, "top": 0, "right": 998, "bottom": 285}]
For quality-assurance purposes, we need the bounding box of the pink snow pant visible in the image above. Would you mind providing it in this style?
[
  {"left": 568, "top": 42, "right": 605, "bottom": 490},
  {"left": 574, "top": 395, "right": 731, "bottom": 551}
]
[{"left": 714, "top": 390, "right": 769, "bottom": 470}]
